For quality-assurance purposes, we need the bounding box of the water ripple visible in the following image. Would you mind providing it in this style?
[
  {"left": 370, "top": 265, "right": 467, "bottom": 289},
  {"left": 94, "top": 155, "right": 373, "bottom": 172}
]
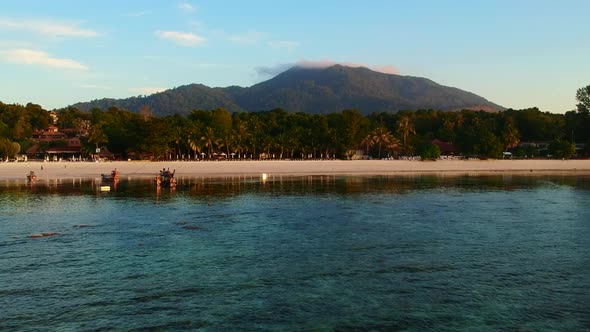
[{"left": 1, "top": 176, "right": 590, "bottom": 331}]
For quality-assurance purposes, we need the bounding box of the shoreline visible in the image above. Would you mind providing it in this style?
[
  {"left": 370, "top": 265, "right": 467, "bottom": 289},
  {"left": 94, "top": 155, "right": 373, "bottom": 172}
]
[{"left": 1, "top": 159, "right": 590, "bottom": 181}]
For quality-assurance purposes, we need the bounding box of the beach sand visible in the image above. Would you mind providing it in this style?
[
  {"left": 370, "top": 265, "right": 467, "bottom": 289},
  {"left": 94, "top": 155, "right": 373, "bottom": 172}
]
[{"left": 1, "top": 159, "right": 590, "bottom": 181}]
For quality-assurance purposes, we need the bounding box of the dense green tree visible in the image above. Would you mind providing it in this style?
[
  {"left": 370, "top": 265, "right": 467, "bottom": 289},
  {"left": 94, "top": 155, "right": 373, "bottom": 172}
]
[
  {"left": 140, "top": 118, "right": 174, "bottom": 159},
  {"left": 437, "top": 113, "right": 457, "bottom": 142},
  {"left": 86, "top": 124, "right": 108, "bottom": 150},
  {"left": 418, "top": 143, "right": 441, "bottom": 160},
  {"left": 575, "top": 85, "right": 590, "bottom": 114},
  {"left": 26, "top": 103, "right": 51, "bottom": 130},
  {"left": 5, "top": 85, "right": 590, "bottom": 161},
  {"left": 583, "top": 140, "right": 590, "bottom": 157},
  {"left": 477, "top": 130, "right": 504, "bottom": 158},
  {"left": 549, "top": 139, "right": 576, "bottom": 159},
  {"left": 341, "top": 109, "right": 366, "bottom": 157},
  {"left": 0, "top": 138, "right": 20, "bottom": 159},
  {"left": 0, "top": 120, "right": 9, "bottom": 138}
]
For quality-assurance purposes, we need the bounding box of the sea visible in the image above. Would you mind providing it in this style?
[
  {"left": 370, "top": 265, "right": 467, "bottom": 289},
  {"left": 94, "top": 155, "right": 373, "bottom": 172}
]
[{"left": 1, "top": 174, "right": 589, "bottom": 331}]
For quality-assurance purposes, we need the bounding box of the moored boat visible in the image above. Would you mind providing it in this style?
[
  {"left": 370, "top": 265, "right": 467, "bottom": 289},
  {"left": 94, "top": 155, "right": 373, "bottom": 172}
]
[
  {"left": 101, "top": 169, "right": 120, "bottom": 182},
  {"left": 26, "top": 171, "right": 37, "bottom": 182},
  {"left": 155, "top": 168, "right": 176, "bottom": 187}
]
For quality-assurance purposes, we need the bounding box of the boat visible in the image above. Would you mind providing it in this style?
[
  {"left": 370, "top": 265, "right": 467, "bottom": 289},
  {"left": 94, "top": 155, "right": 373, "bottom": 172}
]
[
  {"left": 155, "top": 168, "right": 176, "bottom": 187},
  {"left": 26, "top": 171, "right": 37, "bottom": 182},
  {"left": 101, "top": 169, "right": 120, "bottom": 182}
]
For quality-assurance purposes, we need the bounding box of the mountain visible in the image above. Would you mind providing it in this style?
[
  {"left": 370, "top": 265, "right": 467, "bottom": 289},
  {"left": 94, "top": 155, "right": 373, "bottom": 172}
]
[{"left": 70, "top": 65, "right": 503, "bottom": 115}]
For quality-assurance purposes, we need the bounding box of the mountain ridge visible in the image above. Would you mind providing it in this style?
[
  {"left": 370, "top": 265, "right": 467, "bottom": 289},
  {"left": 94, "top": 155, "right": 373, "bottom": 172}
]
[{"left": 70, "top": 65, "right": 503, "bottom": 115}]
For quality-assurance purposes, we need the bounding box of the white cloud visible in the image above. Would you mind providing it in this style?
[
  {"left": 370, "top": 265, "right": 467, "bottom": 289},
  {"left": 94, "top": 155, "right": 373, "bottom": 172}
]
[
  {"left": 1, "top": 49, "right": 88, "bottom": 70},
  {"left": 268, "top": 40, "right": 300, "bottom": 50},
  {"left": 0, "top": 18, "right": 98, "bottom": 38},
  {"left": 229, "top": 30, "right": 264, "bottom": 45},
  {"left": 129, "top": 87, "right": 167, "bottom": 95},
  {"left": 155, "top": 30, "right": 205, "bottom": 46},
  {"left": 177, "top": 2, "right": 195, "bottom": 12}
]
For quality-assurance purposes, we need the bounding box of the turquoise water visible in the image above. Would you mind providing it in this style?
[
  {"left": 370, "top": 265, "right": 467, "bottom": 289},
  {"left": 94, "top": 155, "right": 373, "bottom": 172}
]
[{"left": 1, "top": 175, "right": 589, "bottom": 331}]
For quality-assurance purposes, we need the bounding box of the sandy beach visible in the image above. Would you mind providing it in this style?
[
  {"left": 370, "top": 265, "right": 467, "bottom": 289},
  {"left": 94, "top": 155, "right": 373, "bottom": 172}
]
[{"left": 1, "top": 159, "right": 590, "bottom": 181}]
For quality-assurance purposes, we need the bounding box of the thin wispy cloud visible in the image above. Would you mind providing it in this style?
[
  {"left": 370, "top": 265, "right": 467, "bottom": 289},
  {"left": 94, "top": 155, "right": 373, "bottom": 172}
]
[
  {"left": 229, "top": 30, "right": 264, "bottom": 45},
  {"left": 177, "top": 2, "right": 195, "bottom": 12},
  {"left": 0, "top": 40, "right": 32, "bottom": 48},
  {"left": 129, "top": 87, "right": 167, "bottom": 95},
  {"left": 255, "top": 63, "right": 292, "bottom": 77},
  {"left": 143, "top": 55, "right": 163, "bottom": 60},
  {"left": 155, "top": 30, "right": 205, "bottom": 46},
  {"left": 255, "top": 59, "right": 399, "bottom": 78},
  {"left": 123, "top": 11, "right": 151, "bottom": 17},
  {"left": 191, "top": 63, "right": 228, "bottom": 69},
  {"left": 142, "top": 55, "right": 227, "bottom": 69},
  {"left": 80, "top": 84, "right": 111, "bottom": 90},
  {"left": 369, "top": 65, "right": 398, "bottom": 75},
  {"left": 0, "top": 18, "right": 98, "bottom": 38},
  {"left": 1, "top": 49, "right": 88, "bottom": 70},
  {"left": 268, "top": 40, "right": 300, "bottom": 50},
  {"left": 297, "top": 59, "right": 399, "bottom": 74}
]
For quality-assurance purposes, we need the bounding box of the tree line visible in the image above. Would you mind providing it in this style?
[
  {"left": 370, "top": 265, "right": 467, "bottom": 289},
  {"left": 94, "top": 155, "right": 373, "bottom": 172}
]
[{"left": 1, "top": 85, "right": 589, "bottom": 160}]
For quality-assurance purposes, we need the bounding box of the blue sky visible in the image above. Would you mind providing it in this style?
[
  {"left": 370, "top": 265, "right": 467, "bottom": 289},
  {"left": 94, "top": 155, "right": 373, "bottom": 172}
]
[{"left": 0, "top": 0, "right": 588, "bottom": 113}]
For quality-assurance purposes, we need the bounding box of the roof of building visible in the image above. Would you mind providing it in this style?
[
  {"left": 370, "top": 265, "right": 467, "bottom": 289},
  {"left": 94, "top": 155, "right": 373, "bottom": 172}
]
[
  {"left": 432, "top": 139, "right": 458, "bottom": 153},
  {"left": 46, "top": 146, "right": 82, "bottom": 154}
]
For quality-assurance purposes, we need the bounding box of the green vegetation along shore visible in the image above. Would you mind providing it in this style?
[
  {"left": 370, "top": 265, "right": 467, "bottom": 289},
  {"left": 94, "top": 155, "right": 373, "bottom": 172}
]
[{"left": 1, "top": 85, "right": 589, "bottom": 162}]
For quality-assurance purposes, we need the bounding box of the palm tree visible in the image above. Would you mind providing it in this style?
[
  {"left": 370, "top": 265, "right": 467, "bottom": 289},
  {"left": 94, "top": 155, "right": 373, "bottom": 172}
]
[
  {"left": 361, "top": 133, "right": 375, "bottom": 157},
  {"left": 222, "top": 133, "right": 232, "bottom": 159},
  {"left": 232, "top": 124, "right": 249, "bottom": 159},
  {"left": 455, "top": 112, "right": 465, "bottom": 128},
  {"left": 276, "top": 133, "right": 289, "bottom": 159},
  {"left": 442, "top": 116, "right": 455, "bottom": 131},
  {"left": 200, "top": 127, "right": 216, "bottom": 159},
  {"left": 386, "top": 137, "right": 401, "bottom": 157},
  {"left": 284, "top": 134, "right": 300, "bottom": 159},
  {"left": 248, "top": 117, "right": 265, "bottom": 159},
  {"left": 188, "top": 136, "right": 203, "bottom": 160},
  {"left": 172, "top": 126, "right": 183, "bottom": 160},
  {"left": 397, "top": 116, "right": 416, "bottom": 154},
  {"left": 372, "top": 127, "right": 395, "bottom": 159},
  {"left": 502, "top": 120, "right": 521, "bottom": 150}
]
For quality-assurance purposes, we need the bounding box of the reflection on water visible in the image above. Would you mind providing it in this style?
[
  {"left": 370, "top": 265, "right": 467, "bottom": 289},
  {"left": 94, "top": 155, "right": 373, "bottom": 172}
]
[
  {"left": 1, "top": 175, "right": 590, "bottom": 331},
  {"left": 3, "top": 174, "right": 590, "bottom": 200}
]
